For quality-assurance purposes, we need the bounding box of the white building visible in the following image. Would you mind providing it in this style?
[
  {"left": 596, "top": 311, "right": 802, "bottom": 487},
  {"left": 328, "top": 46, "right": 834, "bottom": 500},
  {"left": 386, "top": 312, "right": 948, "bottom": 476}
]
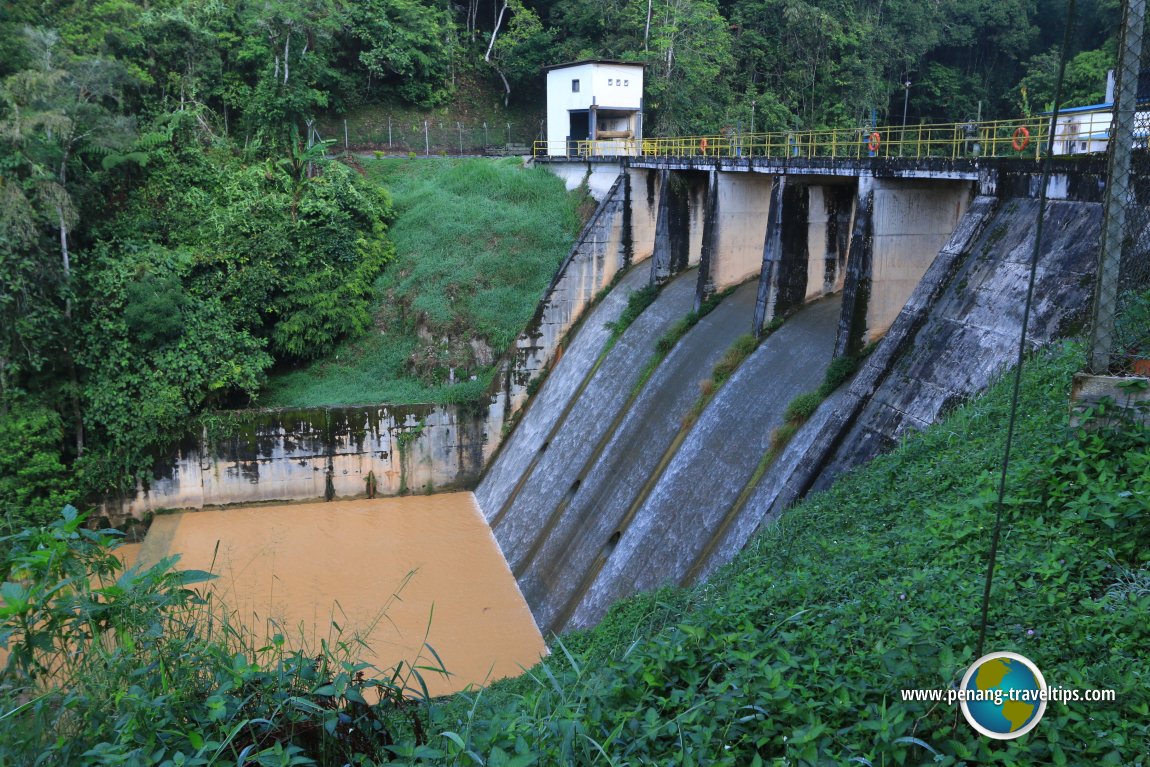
[
  {"left": 544, "top": 60, "right": 645, "bottom": 157},
  {"left": 1048, "top": 70, "right": 1150, "bottom": 155}
]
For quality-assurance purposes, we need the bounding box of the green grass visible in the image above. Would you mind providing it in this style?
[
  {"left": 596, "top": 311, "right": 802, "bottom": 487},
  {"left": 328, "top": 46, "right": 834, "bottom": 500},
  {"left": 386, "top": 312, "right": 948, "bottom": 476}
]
[
  {"left": 423, "top": 342, "right": 1150, "bottom": 765},
  {"left": 260, "top": 158, "right": 585, "bottom": 406}
]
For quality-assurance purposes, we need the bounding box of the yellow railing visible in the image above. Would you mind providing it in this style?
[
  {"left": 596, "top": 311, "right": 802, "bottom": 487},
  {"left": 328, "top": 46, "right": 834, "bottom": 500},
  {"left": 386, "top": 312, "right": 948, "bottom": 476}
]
[{"left": 533, "top": 117, "right": 1114, "bottom": 160}]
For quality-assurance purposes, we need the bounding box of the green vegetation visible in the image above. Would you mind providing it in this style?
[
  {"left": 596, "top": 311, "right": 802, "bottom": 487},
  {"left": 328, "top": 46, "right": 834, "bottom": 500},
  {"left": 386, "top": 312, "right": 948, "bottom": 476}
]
[
  {"left": 1114, "top": 288, "right": 1150, "bottom": 371},
  {"left": 683, "top": 333, "right": 761, "bottom": 429},
  {"left": 630, "top": 285, "right": 737, "bottom": 397},
  {"left": 771, "top": 351, "right": 866, "bottom": 456},
  {"left": 0, "top": 507, "right": 441, "bottom": 766},
  {"left": 261, "top": 158, "right": 583, "bottom": 407},
  {"left": 6, "top": 344, "right": 1146, "bottom": 764},
  {"left": 605, "top": 284, "right": 661, "bottom": 348},
  {"left": 0, "top": 0, "right": 1126, "bottom": 516}
]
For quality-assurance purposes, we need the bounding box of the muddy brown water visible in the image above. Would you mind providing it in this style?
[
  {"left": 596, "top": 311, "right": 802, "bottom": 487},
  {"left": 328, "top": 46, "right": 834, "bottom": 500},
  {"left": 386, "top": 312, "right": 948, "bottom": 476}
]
[{"left": 136, "top": 494, "right": 545, "bottom": 697}]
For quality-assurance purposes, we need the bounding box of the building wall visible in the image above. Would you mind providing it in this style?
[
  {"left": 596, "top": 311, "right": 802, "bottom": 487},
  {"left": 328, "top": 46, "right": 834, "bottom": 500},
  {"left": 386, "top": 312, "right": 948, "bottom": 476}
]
[{"left": 546, "top": 63, "right": 643, "bottom": 154}]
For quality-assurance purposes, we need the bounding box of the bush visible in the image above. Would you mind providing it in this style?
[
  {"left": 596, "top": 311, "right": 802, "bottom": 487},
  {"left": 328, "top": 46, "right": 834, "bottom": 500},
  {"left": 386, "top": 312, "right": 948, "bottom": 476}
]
[
  {"left": 817, "top": 354, "right": 859, "bottom": 397},
  {"left": 606, "top": 284, "right": 660, "bottom": 342},
  {"left": 262, "top": 158, "right": 583, "bottom": 406},
  {"left": 0, "top": 406, "right": 74, "bottom": 532},
  {"left": 712, "top": 334, "right": 758, "bottom": 385},
  {"left": 784, "top": 390, "right": 823, "bottom": 422}
]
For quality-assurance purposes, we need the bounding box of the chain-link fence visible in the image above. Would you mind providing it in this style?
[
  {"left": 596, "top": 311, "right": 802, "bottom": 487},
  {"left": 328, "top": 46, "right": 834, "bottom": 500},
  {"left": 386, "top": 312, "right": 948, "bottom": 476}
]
[
  {"left": 1088, "top": 0, "right": 1150, "bottom": 375},
  {"left": 314, "top": 115, "right": 545, "bottom": 156}
]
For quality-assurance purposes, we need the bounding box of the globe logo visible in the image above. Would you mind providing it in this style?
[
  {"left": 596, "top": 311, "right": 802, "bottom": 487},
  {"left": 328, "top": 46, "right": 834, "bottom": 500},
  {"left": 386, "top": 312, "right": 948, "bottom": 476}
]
[{"left": 960, "top": 652, "right": 1048, "bottom": 739}]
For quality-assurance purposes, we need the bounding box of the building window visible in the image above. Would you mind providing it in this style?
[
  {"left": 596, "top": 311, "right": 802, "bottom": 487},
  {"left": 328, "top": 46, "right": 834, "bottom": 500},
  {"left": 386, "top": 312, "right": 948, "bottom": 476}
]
[
  {"left": 624, "top": 79, "right": 629, "bottom": 87},
  {"left": 572, "top": 79, "right": 580, "bottom": 93},
  {"left": 608, "top": 78, "right": 614, "bottom": 86}
]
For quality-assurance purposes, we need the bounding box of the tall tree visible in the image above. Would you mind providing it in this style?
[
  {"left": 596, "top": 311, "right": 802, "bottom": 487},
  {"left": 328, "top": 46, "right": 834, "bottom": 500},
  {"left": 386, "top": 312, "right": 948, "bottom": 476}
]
[{"left": 0, "top": 27, "right": 133, "bottom": 450}]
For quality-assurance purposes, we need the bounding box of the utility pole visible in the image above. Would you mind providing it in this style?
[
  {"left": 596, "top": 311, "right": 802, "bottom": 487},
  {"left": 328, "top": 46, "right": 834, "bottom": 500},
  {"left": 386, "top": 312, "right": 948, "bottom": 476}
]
[{"left": 1088, "top": 0, "right": 1145, "bottom": 372}]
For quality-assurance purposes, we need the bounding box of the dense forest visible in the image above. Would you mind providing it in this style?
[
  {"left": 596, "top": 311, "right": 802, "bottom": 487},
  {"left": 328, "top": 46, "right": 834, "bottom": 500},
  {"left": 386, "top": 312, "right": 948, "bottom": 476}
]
[{"left": 0, "top": 0, "right": 1125, "bottom": 524}]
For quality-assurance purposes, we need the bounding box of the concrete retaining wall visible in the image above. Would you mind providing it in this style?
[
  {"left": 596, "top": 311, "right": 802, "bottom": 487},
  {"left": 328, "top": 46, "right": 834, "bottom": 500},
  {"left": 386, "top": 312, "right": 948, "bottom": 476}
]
[{"left": 102, "top": 400, "right": 505, "bottom": 526}]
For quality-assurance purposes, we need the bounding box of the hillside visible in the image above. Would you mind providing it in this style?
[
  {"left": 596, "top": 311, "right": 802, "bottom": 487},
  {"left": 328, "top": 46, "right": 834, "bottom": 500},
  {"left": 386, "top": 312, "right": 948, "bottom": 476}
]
[{"left": 261, "top": 158, "right": 589, "bottom": 407}]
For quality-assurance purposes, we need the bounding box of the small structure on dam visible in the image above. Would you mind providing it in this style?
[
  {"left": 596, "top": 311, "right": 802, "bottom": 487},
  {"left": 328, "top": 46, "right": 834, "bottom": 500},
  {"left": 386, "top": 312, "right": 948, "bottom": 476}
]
[{"left": 544, "top": 60, "right": 645, "bottom": 157}]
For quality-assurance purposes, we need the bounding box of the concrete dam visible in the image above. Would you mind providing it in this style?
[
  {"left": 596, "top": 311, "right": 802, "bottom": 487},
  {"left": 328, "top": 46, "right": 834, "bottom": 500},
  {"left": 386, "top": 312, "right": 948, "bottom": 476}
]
[
  {"left": 116, "top": 154, "right": 1137, "bottom": 661},
  {"left": 477, "top": 154, "right": 1119, "bottom": 636}
]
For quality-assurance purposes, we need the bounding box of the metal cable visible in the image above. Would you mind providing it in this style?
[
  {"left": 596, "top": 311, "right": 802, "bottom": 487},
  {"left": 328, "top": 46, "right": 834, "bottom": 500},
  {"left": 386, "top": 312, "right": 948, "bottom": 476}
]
[{"left": 975, "top": 0, "right": 1079, "bottom": 659}]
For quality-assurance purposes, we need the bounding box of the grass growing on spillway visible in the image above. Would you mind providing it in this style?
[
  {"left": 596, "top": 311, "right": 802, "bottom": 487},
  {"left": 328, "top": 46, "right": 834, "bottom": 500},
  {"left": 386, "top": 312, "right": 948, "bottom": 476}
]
[
  {"left": 422, "top": 342, "right": 1150, "bottom": 765},
  {"left": 261, "top": 158, "right": 587, "bottom": 406}
]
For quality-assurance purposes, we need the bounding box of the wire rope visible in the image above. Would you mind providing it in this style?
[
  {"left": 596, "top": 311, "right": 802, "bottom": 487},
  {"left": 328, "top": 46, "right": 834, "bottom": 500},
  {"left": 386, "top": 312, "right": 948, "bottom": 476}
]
[{"left": 975, "top": 0, "right": 1080, "bottom": 659}]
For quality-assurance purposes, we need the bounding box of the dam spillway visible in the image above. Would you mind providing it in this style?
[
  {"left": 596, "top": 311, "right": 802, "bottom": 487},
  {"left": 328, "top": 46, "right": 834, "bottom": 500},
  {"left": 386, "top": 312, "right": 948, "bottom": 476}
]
[
  {"left": 514, "top": 280, "right": 764, "bottom": 634},
  {"left": 475, "top": 245, "right": 844, "bottom": 634},
  {"left": 477, "top": 157, "right": 1113, "bottom": 638}
]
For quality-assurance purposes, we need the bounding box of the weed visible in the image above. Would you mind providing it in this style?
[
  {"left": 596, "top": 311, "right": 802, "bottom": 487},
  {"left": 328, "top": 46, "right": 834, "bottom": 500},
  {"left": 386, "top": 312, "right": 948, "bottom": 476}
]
[
  {"left": 605, "top": 284, "right": 659, "bottom": 343},
  {"left": 816, "top": 355, "right": 859, "bottom": 398},
  {"left": 784, "top": 391, "right": 823, "bottom": 422}
]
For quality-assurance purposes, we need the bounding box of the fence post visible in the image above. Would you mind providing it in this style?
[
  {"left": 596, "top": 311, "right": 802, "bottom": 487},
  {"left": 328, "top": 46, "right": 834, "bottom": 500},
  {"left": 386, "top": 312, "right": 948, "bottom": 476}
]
[
  {"left": 424, "top": 120, "right": 429, "bottom": 155},
  {"left": 1088, "top": 0, "right": 1146, "bottom": 373}
]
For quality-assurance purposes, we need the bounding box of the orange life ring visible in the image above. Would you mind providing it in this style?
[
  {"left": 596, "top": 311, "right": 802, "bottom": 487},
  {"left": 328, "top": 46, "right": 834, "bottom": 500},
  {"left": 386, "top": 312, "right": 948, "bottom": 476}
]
[
  {"left": 1012, "top": 126, "right": 1030, "bottom": 151},
  {"left": 868, "top": 132, "right": 881, "bottom": 152},
  {"left": 700, "top": 137, "right": 709, "bottom": 153}
]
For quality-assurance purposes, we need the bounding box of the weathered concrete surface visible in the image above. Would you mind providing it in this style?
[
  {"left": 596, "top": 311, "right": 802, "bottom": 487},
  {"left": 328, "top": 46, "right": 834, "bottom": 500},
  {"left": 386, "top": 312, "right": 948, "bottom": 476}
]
[
  {"left": 627, "top": 168, "right": 661, "bottom": 263},
  {"left": 504, "top": 174, "right": 636, "bottom": 415},
  {"left": 101, "top": 400, "right": 504, "bottom": 527},
  {"left": 477, "top": 266, "right": 653, "bottom": 522},
  {"left": 806, "top": 185, "right": 856, "bottom": 301},
  {"left": 748, "top": 195, "right": 1000, "bottom": 530},
  {"left": 743, "top": 195, "right": 1100, "bottom": 539},
  {"left": 518, "top": 281, "right": 760, "bottom": 635},
  {"left": 711, "top": 173, "right": 776, "bottom": 290},
  {"left": 1070, "top": 374, "right": 1150, "bottom": 428},
  {"left": 867, "top": 178, "right": 974, "bottom": 340},
  {"left": 566, "top": 295, "right": 842, "bottom": 630},
  {"left": 816, "top": 197, "right": 1100, "bottom": 482},
  {"left": 489, "top": 272, "right": 698, "bottom": 573},
  {"left": 540, "top": 159, "right": 628, "bottom": 201}
]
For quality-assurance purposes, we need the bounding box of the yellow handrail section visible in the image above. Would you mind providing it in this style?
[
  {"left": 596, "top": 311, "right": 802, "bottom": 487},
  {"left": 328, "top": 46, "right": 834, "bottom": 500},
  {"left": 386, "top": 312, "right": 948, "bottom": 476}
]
[{"left": 533, "top": 116, "right": 1119, "bottom": 160}]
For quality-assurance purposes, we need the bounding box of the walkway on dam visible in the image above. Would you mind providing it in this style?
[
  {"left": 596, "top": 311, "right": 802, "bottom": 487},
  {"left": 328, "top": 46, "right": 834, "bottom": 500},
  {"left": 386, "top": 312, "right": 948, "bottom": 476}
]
[{"left": 533, "top": 114, "right": 1134, "bottom": 162}]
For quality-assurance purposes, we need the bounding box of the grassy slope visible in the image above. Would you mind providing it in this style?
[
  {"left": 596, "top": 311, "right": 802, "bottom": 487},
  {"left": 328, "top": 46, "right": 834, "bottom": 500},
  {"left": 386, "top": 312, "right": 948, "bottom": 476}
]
[
  {"left": 261, "top": 158, "right": 585, "bottom": 407},
  {"left": 422, "top": 343, "right": 1149, "bottom": 766}
]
